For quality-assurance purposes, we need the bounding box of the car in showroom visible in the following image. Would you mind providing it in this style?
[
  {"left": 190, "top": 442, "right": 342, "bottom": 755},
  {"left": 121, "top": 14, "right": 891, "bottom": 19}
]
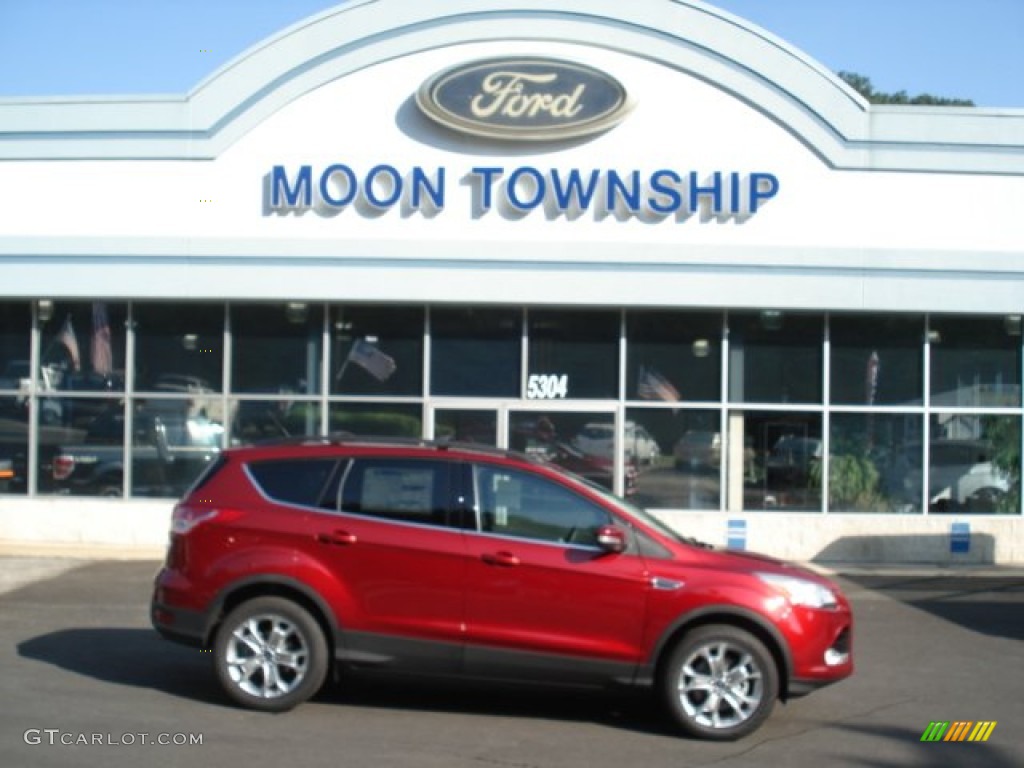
[
  {"left": 572, "top": 421, "right": 661, "bottom": 465},
  {"left": 151, "top": 436, "right": 853, "bottom": 740}
]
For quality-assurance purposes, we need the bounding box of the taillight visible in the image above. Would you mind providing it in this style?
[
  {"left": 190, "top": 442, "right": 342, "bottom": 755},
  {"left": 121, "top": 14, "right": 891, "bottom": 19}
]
[
  {"left": 53, "top": 454, "right": 75, "bottom": 481},
  {"left": 170, "top": 503, "right": 220, "bottom": 535}
]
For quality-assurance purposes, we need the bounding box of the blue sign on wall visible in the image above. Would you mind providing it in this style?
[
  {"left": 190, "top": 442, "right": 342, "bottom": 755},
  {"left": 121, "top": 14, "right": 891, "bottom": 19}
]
[
  {"left": 950, "top": 522, "right": 971, "bottom": 554},
  {"left": 727, "top": 518, "right": 747, "bottom": 550}
]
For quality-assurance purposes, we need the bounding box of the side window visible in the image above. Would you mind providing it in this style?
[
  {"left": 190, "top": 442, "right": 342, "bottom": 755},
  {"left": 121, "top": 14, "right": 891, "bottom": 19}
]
[
  {"left": 247, "top": 458, "right": 339, "bottom": 507},
  {"left": 474, "top": 465, "right": 611, "bottom": 546},
  {"left": 340, "top": 458, "right": 453, "bottom": 528}
]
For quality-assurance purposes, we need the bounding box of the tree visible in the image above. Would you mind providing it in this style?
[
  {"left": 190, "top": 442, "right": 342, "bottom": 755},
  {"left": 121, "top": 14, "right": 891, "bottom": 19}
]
[{"left": 838, "top": 71, "right": 975, "bottom": 106}]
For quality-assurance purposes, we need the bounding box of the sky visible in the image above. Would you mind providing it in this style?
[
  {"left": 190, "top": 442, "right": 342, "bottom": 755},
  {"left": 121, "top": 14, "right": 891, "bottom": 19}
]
[{"left": 0, "top": 0, "right": 1022, "bottom": 108}]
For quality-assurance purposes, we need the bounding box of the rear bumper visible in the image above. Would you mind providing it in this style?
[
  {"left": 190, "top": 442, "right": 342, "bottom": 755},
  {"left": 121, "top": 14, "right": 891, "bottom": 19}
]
[
  {"left": 150, "top": 566, "right": 210, "bottom": 647},
  {"left": 151, "top": 599, "right": 207, "bottom": 647}
]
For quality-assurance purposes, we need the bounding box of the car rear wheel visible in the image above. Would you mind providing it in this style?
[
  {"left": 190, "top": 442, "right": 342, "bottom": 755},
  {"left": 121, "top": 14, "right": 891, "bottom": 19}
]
[
  {"left": 213, "top": 597, "right": 328, "bottom": 712},
  {"left": 661, "top": 625, "right": 778, "bottom": 740}
]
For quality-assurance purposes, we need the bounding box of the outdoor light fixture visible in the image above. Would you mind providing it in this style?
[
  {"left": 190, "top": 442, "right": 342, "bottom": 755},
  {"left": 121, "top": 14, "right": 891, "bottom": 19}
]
[
  {"left": 692, "top": 338, "right": 710, "bottom": 358},
  {"left": 182, "top": 333, "right": 199, "bottom": 351},
  {"left": 285, "top": 302, "right": 308, "bottom": 324},
  {"left": 37, "top": 300, "right": 54, "bottom": 323},
  {"left": 759, "top": 310, "right": 783, "bottom": 331},
  {"left": 1005, "top": 315, "right": 1022, "bottom": 337},
  {"left": 926, "top": 329, "right": 942, "bottom": 344}
]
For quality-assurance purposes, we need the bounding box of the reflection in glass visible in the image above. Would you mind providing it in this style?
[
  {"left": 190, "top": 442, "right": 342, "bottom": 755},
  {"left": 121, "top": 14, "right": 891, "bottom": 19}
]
[
  {"left": 735, "top": 411, "right": 822, "bottom": 511},
  {"left": 35, "top": 302, "right": 126, "bottom": 397},
  {"left": 328, "top": 402, "right": 422, "bottom": 437},
  {"left": 627, "top": 311, "right": 721, "bottom": 402},
  {"left": 230, "top": 399, "right": 321, "bottom": 445},
  {"left": 431, "top": 308, "right": 521, "bottom": 397},
  {"left": 830, "top": 315, "right": 923, "bottom": 406},
  {"left": 928, "top": 414, "right": 1020, "bottom": 513},
  {"left": 728, "top": 313, "right": 822, "bottom": 404},
  {"left": 627, "top": 408, "right": 719, "bottom": 509},
  {"left": 134, "top": 303, "right": 224, "bottom": 392},
  {"left": 232, "top": 304, "right": 323, "bottom": 395},
  {"left": 510, "top": 410, "right": 624, "bottom": 494},
  {"left": 39, "top": 399, "right": 126, "bottom": 496},
  {"left": 332, "top": 307, "right": 423, "bottom": 396},
  {"left": 829, "top": 413, "right": 923, "bottom": 512},
  {"left": 527, "top": 310, "right": 618, "bottom": 399},
  {"left": 930, "top": 316, "right": 1021, "bottom": 407},
  {"left": 434, "top": 409, "right": 497, "bottom": 446},
  {"left": 0, "top": 302, "right": 30, "bottom": 394},
  {"left": 0, "top": 396, "right": 27, "bottom": 495},
  {"left": 131, "top": 400, "right": 223, "bottom": 498}
]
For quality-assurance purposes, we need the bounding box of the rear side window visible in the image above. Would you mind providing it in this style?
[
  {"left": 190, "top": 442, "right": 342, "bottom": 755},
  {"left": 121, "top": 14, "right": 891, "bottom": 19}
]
[
  {"left": 340, "top": 459, "right": 453, "bottom": 528},
  {"left": 248, "top": 459, "right": 338, "bottom": 507}
]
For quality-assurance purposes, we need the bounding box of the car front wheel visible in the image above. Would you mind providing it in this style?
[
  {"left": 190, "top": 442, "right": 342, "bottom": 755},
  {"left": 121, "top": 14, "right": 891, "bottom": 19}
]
[
  {"left": 213, "top": 596, "right": 328, "bottom": 712},
  {"left": 661, "top": 625, "right": 779, "bottom": 740}
]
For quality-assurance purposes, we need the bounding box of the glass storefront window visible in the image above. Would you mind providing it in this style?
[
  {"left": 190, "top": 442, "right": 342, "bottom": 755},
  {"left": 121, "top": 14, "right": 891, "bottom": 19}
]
[
  {"left": 134, "top": 303, "right": 224, "bottom": 392},
  {"left": 434, "top": 408, "right": 497, "bottom": 445},
  {"left": 729, "top": 312, "right": 823, "bottom": 404},
  {"left": 231, "top": 303, "right": 323, "bottom": 395},
  {"left": 4, "top": 301, "right": 1022, "bottom": 509},
  {"left": 928, "top": 414, "right": 1020, "bottom": 513},
  {"left": 627, "top": 408, "right": 719, "bottom": 509},
  {"left": 230, "top": 399, "right": 321, "bottom": 445},
  {"left": 509, "top": 410, "right": 619, "bottom": 494},
  {"left": 39, "top": 398, "right": 125, "bottom": 496},
  {"left": 131, "top": 399, "right": 222, "bottom": 498},
  {"left": 39, "top": 302, "right": 126, "bottom": 392},
  {"left": 930, "top": 315, "right": 1022, "bottom": 408},
  {"left": 328, "top": 402, "right": 423, "bottom": 437},
  {"left": 830, "top": 315, "right": 923, "bottom": 406},
  {"left": 0, "top": 303, "right": 31, "bottom": 494},
  {"left": 0, "top": 302, "right": 30, "bottom": 393},
  {"left": 332, "top": 307, "right": 423, "bottom": 396},
  {"left": 829, "top": 413, "right": 923, "bottom": 513},
  {"left": 527, "top": 310, "right": 618, "bottom": 400},
  {"left": 430, "top": 308, "right": 521, "bottom": 397},
  {"left": 0, "top": 396, "right": 27, "bottom": 495},
  {"left": 627, "top": 311, "right": 720, "bottom": 403},
  {"left": 732, "top": 411, "right": 822, "bottom": 511}
]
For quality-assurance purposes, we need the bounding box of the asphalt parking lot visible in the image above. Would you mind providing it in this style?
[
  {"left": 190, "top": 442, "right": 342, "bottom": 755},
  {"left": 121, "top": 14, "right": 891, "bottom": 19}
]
[{"left": 1, "top": 555, "right": 1022, "bottom": 768}]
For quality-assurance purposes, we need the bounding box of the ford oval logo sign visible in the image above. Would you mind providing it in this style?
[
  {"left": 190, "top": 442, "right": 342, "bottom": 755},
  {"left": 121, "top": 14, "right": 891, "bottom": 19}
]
[{"left": 416, "top": 57, "right": 632, "bottom": 141}]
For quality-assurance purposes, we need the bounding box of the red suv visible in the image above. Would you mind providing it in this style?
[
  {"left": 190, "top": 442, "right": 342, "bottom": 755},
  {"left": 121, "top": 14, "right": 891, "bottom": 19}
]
[{"left": 151, "top": 437, "right": 853, "bottom": 740}]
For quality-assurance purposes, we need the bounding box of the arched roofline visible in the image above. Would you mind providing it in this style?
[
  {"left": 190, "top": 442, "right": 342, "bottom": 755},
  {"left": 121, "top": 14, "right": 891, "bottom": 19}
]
[{"left": 1, "top": 0, "right": 1022, "bottom": 173}]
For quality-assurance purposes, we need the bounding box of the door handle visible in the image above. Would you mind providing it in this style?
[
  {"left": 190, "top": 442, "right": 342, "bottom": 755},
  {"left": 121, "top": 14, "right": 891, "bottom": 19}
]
[
  {"left": 316, "top": 530, "right": 357, "bottom": 546},
  {"left": 481, "top": 551, "right": 520, "bottom": 567}
]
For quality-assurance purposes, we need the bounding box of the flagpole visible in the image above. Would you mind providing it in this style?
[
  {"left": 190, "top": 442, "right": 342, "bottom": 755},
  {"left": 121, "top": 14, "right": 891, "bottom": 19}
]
[{"left": 335, "top": 339, "right": 357, "bottom": 383}]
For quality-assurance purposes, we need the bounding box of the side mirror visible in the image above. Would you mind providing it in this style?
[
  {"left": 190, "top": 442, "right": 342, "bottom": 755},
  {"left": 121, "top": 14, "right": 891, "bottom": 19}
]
[{"left": 596, "top": 525, "right": 627, "bottom": 554}]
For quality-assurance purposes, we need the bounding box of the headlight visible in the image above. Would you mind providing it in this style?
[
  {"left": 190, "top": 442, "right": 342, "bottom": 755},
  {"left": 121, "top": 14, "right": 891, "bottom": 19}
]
[{"left": 757, "top": 572, "right": 837, "bottom": 609}]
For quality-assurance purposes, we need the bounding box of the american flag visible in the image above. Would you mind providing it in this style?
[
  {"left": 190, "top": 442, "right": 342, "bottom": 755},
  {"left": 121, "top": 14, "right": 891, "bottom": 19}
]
[
  {"left": 346, "top": 338, "right": 397, "bottom": 382},
  {"left": 91, "top": 302, "right": 113, "bottom": 376},
  {"left": 638, "top": 365, "right": 681, "bottom": 402},
  {"left": 57, "top": 315, "right": 81, "bottom": 371}
]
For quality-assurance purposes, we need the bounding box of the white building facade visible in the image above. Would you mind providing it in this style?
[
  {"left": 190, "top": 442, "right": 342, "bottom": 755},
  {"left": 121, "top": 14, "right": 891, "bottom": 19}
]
[{"left": 1, "top": 0, "right": 1022, "bottom": 563}]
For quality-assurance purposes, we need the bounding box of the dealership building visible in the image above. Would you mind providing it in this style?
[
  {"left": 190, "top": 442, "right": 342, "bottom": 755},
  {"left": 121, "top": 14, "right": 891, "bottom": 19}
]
[{"left": 1, "top": 0, "right": 1022, "bottom": 563}]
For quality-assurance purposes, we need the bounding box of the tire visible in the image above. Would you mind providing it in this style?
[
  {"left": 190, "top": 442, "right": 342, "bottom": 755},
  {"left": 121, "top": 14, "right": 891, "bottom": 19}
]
[
  {"left": 213, "top": 596, "right": 329, "bottom": 712},
  {"left": 661, "top": 625, "right": 779, "bottom": 741}
]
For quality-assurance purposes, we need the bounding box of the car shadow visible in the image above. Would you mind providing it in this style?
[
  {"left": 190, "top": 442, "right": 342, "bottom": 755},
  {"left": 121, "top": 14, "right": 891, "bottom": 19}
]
[
  {"left": 17, "top": 628, "right": 224, "bottom": 704},
  {"left": 17, "top": 626, "right": 678, "bottom": 737},
  {"left": 317, "top": 674, "right": 676, "bottom": 737}
]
